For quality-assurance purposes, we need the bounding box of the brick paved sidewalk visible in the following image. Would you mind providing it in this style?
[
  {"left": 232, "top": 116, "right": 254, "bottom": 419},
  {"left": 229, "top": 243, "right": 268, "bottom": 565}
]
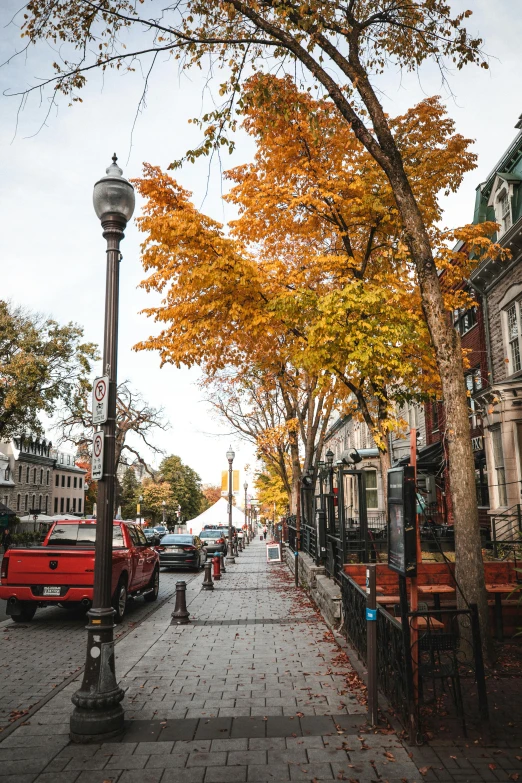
[{"left": 1, "top": 540, "right": 521, "bottom": 783}]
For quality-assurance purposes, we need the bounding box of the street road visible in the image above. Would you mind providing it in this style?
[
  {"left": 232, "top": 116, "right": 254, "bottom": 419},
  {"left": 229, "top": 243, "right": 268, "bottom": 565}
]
[{"left": 0, "top": 567, "right": 202, "bottom": 732}]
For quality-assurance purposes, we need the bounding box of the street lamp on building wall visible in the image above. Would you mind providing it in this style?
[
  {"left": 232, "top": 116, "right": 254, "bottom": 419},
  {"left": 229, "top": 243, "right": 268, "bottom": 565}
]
[
  {"left": 226, "top": 446, "right": 235, "bottom": 564},
  {"left": 70, "top": 155, "right": 135, "bottom": 744}
]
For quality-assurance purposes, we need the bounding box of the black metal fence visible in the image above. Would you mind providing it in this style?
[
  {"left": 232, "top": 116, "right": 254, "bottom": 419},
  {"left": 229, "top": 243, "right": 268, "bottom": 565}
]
[
  {"left": 491, "top": 504, "right": 521, "bottom": 558},
  {"left": 285, "top": 517, "right": 317, "bottom": 562},
  {"left": 340, "top": 572, "right": 489, "bottom": 739}
]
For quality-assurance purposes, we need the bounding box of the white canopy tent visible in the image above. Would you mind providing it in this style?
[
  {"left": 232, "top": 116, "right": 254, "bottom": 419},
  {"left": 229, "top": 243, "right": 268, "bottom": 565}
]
[{"left": 186, "top": 497, "right": 245, "bottom": 536}]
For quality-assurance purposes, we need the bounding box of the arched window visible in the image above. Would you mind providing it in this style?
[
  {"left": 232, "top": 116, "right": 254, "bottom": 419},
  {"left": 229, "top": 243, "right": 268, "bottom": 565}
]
[
  {"left": 26, "top": 467, "right": 30, "bottom": 483},
  {"left": 46, "top": 470, "right": 50, "bottom": 485},
  {"left": 365, "top": 470, "right": 378, "bottom": 509},
  {"left": 4, "top": 466, "right": 10, "bottom": 481},
  {"left": 18, "top": 465, "right": 22, "bottom": 482},
  {"left": 24, "top": 495, "right": 28, "bottom": 511},
  {"left": 40, "top": 469, "right": 43, "bottom": 484},
  {"left": 39, "top": 494, "right": 42, "bottom": 511},
  {"left": 33, "top": 468, "right": 36, "bottom": 484},
  {"left": 16, "top": 494, "right": 20, "bottom": 511}
]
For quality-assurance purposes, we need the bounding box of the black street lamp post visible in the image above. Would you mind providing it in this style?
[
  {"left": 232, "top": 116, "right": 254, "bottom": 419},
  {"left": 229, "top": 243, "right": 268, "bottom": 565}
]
[
  {"left": 70, "top": 155, "right": 135, "bottom": 743},
  {"left": 244, "top": 481, "right": 248, "bottom": 542},
  {"left": 226, "top": 446, "right": 235, "bottom": 564}
]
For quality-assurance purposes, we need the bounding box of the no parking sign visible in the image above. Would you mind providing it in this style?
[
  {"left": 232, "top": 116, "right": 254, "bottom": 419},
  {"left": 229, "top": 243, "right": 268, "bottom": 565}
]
[
  {"left": 92, "top": 376, "right": 109, "bottom": 425},
  {"left": 92, "top": 431, "right": 105, "bottom": 480}
]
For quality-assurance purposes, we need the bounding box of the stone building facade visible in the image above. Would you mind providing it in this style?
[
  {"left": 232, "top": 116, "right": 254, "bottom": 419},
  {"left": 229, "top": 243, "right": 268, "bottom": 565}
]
[
  {"left": 51, "top": 449, "right": 87, "bottom": 516},
  {"left": 471, "top": 126, "right": 522, "bottom": 520},
  {"left": 0, "top": 436, "right": 54, "bottom": 516}
]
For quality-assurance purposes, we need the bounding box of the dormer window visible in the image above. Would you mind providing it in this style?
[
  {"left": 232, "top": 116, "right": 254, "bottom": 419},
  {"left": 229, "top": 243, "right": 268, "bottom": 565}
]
[
  {"left": 488, "top": 174, "right": 521, "bottom": 239},
  {"left": 496, "top": 187, "right": 512, "bottom": 235}
]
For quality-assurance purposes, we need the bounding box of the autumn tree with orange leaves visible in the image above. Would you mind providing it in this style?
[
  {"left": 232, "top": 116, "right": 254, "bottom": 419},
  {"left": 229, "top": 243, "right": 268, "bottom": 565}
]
[{"left": 13, "top": 0, "right": 508, "bottom": 648}]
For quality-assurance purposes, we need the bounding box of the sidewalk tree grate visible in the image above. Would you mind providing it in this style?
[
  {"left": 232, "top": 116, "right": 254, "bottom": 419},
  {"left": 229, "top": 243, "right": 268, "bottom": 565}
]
[{"left": 119, "top": 714, "right": 366, "bottom": 742}]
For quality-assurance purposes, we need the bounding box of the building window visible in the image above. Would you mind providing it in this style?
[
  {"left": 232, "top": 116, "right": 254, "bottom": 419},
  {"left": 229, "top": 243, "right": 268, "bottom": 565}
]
[
  {"left": 60, "top": 454, "right": 64, "bottom": 464},
  {"left": 24, "top": 495, "right": 28, "bottom": 511},
  {"left": 17, "top": 494, "right": 20, "bottom": 511},
  {"left": 54, "top": 497, "right": 58, "bottom": 514},
  {"left": 491, "top": 427, "right": 507, "bottom": 507},
  {"left": 496, "top": 187, "right": 512, "bottom": 236},
  {"left": 73, "top": 498, "right": 76, "bottom": 512},
  {"left": 46, "top": 470, "right": 50, "bottom": 485},
  {"left": 506, "top": 300, "right": 521, "bottom": 374},
  {"left": 74, "top": 477, "right": 77, "bottom": 489},
  {"left": 32, "top": 494, "right": 36, "bottom": 510},
  {"left": 45, "top": 496, "right": 48, "bottom": 513},
  {"left": 4, "top": 495, "right": 8, "bottom": 508},
  {"left": 431, "top": 401, "right": 439, "bottom": 432},
  {"left": 60, "top": 498, "right": 64, "bottom": 513},
  {"left": 453, "top": 306, "right": 477, "bottom": 336},
  {"left": 365, "top": 470, "right": 378, "bottom": 509},
  {"left": 18, "top": 465, "right": 22, "bottom": 482},
  {"left": 39, "top": 494, "right": 42, "bottom": 511},
  {"left": 465, "top": 368, "right": 483, "bottom": 429},
  {"left": 66, "top": 498, "right": 70, "bottom": 512},
  {"left": 26, "top": 467, "right": 29, "bottom": 483},
  {"left": 78, "top": 498, "right": 82, "bottom": 513},
  {"left": 61, "top": 475, "right": 65, "bottom": 487},
  {"left": 67, "top": 476, "right": 71, "bottom": 488},
  {"left": 33, "top": 468, "right": 36, "bottom": 483},
  {"left": 55, "top": 473, "right": 59, "bottom": 487},
  {"left": 79, "top": 478, "right": 83, "bottom": 489}
]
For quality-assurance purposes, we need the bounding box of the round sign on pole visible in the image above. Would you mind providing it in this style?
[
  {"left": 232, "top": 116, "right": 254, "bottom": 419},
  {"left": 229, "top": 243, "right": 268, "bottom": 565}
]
[{"left": 94, "top": 378, "right": 107, "bottom": 402}]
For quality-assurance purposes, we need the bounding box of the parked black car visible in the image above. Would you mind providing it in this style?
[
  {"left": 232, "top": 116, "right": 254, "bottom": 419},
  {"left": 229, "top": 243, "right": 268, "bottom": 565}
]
[
  {"left": 143, "top": 528, "right": 161, "bottom": 545},
  {"left": 157, "top": 534, "right": 207, "bottom": 570},
  {"left": 199, "top": 529, "right": 228, "bottom": 555}
]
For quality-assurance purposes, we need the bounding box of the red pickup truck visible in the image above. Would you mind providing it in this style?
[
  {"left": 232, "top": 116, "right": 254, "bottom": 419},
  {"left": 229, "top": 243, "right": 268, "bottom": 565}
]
[{"left": 0, "top": 520, "right": 160, "bottom": 623}]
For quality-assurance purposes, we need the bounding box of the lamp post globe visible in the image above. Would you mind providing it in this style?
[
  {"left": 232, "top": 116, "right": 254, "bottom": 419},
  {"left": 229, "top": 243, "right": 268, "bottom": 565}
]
[
  {"left": 70, "top": 156, "right": 134, "bottom": 744},
  {"left": 226, "top": 446, "right": 235, "bottom": 564}
]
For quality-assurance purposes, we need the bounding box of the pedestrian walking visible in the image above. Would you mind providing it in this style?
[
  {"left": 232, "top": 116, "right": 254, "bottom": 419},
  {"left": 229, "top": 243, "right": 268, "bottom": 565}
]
[
  {"left": 263, "top": 526, "right": 267, "bottom": 540},
  {"left": 1, "top": 527, "right": 12, "bottom": 552}
]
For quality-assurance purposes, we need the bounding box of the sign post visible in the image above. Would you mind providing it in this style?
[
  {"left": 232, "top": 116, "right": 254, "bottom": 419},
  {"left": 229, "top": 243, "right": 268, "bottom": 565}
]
[
  {"left": 92, "top": 431, "right": 105, "bottom": 481},
  {"left": 92, "top": 376, "right": 109, "bottom": 425},
  {"left": 387, "top": 463, "right": 418, "bottom": 741},
  {"left": 366, "top": 564, "right": 378, "bottom": 725}
]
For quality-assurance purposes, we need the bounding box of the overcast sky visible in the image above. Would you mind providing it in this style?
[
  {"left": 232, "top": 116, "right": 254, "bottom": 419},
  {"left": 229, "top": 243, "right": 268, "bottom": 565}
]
[{"left": 1, "top": 1, "right": 521, "bottom": 487}]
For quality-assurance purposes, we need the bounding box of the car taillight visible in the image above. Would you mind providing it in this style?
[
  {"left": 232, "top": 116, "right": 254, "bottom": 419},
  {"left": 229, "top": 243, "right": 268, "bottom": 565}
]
[
  {"left": 217, "top": 538, "right": 225, "bottom": 544},
  {"left": 182, "top": 546, "right": 195, "bottom": 551},
  {"left": 1, "top": 556, "right": 8, "bottom": 580},
  {"left": 156, "top": 546, "right": 165, "bottom": 552}
]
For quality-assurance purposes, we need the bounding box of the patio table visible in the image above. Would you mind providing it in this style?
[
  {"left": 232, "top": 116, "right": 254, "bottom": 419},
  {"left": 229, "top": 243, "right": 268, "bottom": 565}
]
[
  {"left": 418, "top": 584, "right": 456, "bottom": 611},
  {"left": 486, "top": 583, "right": 518, "bottom": 642}
]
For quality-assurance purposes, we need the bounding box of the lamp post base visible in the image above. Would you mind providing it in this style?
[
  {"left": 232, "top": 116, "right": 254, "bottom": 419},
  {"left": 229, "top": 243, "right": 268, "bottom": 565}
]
[
  {"left": 226, "top": 555, "right": 236, "bottom": 565},
  {"left": 70, "top": 704, "right": 124, "bottom": 744},
  {"left": 70, "top": 607, "right": 125, "bottom": 743}
]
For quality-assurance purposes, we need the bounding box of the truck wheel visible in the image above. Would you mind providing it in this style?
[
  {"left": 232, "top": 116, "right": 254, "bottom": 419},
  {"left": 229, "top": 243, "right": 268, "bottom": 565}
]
[
  {"left": 12, "top": 603, "right": 37, "bottom": 623},
  {"left": 144, "top": 567, "right": 159, "bottom": 602},
  {"left": 112, "top": 578, "right": 128, "bottom": 623}
]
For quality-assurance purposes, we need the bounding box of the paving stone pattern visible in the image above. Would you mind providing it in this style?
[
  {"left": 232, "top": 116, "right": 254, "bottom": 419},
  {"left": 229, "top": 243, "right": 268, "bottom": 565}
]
[
  {"left": 1, "top": 541, "right": 521, "bottom": 782},
  {"left": 0, "top": 570, "right": 201, "bottom": 730}
]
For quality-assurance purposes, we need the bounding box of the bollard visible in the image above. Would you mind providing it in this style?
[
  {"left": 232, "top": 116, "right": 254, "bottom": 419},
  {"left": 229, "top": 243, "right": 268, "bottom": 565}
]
[
  {"left": 219, "top": 552, "right": 226, "bottom": 573},
  {"left": 213, "top": 555, "right": 221, "bottom": 581},
  {"left": 238, "top": 538, "right": 243, "bottom": 552},
  {"left": 202, "top": 561, "right": 214, "bottom": 591},
  {"left": 171, "top": 581, "right": 190, "bottom": 625}
]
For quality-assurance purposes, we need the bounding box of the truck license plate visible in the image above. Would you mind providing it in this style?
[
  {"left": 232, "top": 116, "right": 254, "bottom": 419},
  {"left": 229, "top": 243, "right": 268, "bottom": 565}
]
[{"left": 43, "top": 586, "right": 61, "bottom": 596}]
